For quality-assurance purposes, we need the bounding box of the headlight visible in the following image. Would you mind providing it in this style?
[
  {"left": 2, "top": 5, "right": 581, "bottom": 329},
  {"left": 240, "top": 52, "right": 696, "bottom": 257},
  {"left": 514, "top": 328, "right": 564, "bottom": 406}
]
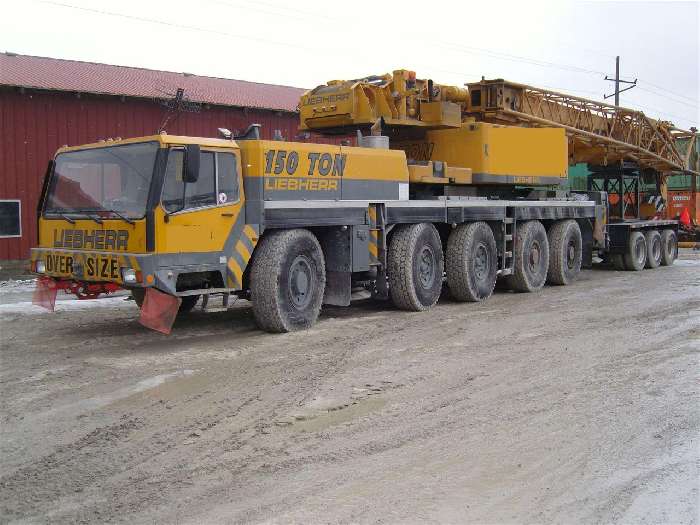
[
  {"left": 35, "top": 260, "right": 46, "bottom": 273},
  {"left": 122, "top": 268, "right": 137, "bottom": 283}
]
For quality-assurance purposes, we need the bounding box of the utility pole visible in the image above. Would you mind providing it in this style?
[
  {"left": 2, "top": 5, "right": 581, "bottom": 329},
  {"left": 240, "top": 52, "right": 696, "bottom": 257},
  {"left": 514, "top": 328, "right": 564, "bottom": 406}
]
[
  {"left": 604, "top": 56, "right": 637, "bottom": 106},
  {"left": 156, "top": 88, "right": 201, "bottom": 134}
]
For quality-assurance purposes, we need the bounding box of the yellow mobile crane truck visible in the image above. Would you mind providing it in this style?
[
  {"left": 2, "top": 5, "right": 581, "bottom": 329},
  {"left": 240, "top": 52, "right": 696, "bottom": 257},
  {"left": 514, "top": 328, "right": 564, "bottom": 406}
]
[{"left": 31, "top": 70, "right": 681, "bottom": 333}]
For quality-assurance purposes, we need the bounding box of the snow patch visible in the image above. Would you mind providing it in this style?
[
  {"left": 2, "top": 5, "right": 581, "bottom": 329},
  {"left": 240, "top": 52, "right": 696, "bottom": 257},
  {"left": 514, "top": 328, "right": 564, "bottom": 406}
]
[
  {"left": 0, "top": 296, "right": 132, "bottom": 315},
  {"left": 674, "top": 258, "right": 700, "bottom": 267}
]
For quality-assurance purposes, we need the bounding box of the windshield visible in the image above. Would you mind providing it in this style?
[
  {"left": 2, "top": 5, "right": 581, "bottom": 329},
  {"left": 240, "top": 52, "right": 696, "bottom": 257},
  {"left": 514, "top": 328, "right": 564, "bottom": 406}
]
[{"left": 44, "top": 141, "right": 159, "bottom": 219}]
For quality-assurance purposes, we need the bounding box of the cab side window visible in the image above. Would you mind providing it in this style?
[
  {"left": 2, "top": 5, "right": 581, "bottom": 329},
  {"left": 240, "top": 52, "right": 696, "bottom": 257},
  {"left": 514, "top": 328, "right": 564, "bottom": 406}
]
[
  {"left": 185, "top": 151, "right": 216, "bottom": 209},
  {"left": 161, "top": 149, "right": 185, "bottom": 213},
  {"left": 162, "top": 148, "right": 238, "bottom": 212},
  {"left": 217, "top": 152, "right": 239, "bottom": 204}
]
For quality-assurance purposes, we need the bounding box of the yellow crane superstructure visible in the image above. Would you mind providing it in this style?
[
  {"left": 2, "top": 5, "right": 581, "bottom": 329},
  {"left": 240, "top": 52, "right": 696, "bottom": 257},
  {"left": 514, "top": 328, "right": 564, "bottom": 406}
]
[{"left": 300, "top": 70, "right": 698, "bottom": 178}]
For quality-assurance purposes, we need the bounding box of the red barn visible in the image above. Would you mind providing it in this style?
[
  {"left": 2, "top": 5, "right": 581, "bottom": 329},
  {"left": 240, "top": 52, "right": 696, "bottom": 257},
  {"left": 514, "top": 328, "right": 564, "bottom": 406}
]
[{"left": 0, "top": 53, "right": 311, "bottom": 266}]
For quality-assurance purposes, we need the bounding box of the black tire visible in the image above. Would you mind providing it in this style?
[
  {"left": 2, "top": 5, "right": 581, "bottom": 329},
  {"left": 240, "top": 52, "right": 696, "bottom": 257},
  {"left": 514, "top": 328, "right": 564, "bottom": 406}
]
[
  {"left": 506, "top": 220, "right": 549, "bottom": 292},
  {"left": 131, "top": 288, "right": 145, "bottom": 307},
  {"left": 249, "top": 229, "right": 326, "bottom": 333},
  {"left": 546, "top": 220, "right": 582, "bottom": 285},
  {"left": 660, "top": 229, "right": 678, "bottom": 266},
  {"left": 644, "top": 230, "right": 662, "bottom": 269},
  {"left": 130, "top": 288, "right": 200, "bottom": 313},
  {"left": 388, "top": 223, "right": 444, "bottom": 311},
  {"left": 446, "top": 221, "right": 497, "bottom": 302},
  {"left": 610, "top": 254, "right": 626, "bottom": 271},
  {"left": 178, "top": 295, "right": 200, "bottom": 313},
  {"left": 623, "top": 231, "right": 647, "bottom": 271}
]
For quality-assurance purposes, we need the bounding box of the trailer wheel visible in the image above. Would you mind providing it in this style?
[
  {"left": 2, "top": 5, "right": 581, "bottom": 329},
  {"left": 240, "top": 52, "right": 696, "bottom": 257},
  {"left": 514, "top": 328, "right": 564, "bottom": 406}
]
[
  {"left": 130, "top": 289, "right": 199, "bottom": 313},
  {"left": 546, "top": 220, "right": 582, "bottom": 285},
  {"left": 446, "top": 222, "right": 497, "bottom": 301},
  {"left": 506, "top": 220, "right": 549, "bottom": 292},
  {"left": 623, "top": 231, "right": 647, "bottom": 271},
  {"left": 644, "top": 229, "right": 662, "bottom": 269},
  {"left": 250, "top": 229, "right": 326, "bottom": 332},
  {"left": 660, "top": 229, "right": 678, "bottom": 266},
  {"left": 388, "top": 223, "right": 444, "bottom": 311}
]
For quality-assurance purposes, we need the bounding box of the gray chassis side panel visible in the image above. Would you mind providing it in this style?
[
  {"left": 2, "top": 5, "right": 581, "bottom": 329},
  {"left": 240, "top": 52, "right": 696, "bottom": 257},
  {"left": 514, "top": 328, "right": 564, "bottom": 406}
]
[{"left": 262, "top": 199, "right": 598, "bottom": 228}]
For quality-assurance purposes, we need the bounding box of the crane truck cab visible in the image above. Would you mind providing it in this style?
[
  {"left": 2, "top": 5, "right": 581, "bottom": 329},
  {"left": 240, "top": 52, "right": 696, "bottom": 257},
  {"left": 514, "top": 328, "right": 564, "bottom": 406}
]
[
  {"left": 32, "top": 132, "right": 250, "bottom": 329},
  {"left": 31, "top": 129, "right": 412, "bottom": 333}
]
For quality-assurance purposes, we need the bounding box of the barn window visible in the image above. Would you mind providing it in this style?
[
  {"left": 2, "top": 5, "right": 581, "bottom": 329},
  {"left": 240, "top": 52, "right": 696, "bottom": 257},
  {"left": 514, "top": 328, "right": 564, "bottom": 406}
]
[{"left": 0, "top": 200, "right": 21, "bottom": 238}]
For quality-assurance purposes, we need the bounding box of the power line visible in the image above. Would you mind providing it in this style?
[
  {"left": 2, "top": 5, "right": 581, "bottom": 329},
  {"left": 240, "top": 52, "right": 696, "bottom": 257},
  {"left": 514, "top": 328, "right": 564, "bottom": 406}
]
[
  {"left": 638, "top": 78, "right": 699, "bottom": 104},
  {"left": 624, "top": 97, "right": 697, "bottom": 128},
  {"left": 203, "top": 0, "right": 338, "bottom": 23},
  {"left": 434, "top": 40, "right": 607, "bottom": 77},
  {"left": 537, "top": 85, "right": 601, "bottom": 97},
  {"left": 636, "top": 86, "right": 699, "bottom": 109},
  {"left": 237, "top": 0, "right": 338, "bottom": 20},
  {"left": 434, "top": 39, "right": 697, "bottom": 108},
  {"left": 438, "top": 40, "right": 698, "bottom": 115},
  {"left": 34, "top": 0, "right": 327, "bottom": 54}
]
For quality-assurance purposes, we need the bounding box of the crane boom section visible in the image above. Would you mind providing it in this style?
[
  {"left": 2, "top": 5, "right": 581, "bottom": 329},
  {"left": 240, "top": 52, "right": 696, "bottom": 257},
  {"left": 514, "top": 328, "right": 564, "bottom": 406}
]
[{"left": 466, "top": 79, "right": 696, "bottom": 175}]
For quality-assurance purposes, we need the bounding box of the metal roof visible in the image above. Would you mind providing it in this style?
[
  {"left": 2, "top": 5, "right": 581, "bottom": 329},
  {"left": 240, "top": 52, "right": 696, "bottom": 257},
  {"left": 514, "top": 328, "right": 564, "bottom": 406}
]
[{"left": 0, "top": 52, "right": 304, "bottom": 112}]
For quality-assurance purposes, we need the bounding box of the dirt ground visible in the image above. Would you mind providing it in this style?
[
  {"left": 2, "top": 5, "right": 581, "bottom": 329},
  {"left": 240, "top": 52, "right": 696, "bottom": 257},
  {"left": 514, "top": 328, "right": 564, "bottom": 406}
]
[{"left": 1, "top": 252, "right": 698, "bottom": 524}]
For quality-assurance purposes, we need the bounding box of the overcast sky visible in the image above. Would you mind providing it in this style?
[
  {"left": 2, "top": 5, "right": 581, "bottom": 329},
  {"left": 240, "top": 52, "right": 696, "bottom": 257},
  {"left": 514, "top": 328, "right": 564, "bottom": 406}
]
[{"left": 3, "top": 0, "right": 698, "bottom": 129}]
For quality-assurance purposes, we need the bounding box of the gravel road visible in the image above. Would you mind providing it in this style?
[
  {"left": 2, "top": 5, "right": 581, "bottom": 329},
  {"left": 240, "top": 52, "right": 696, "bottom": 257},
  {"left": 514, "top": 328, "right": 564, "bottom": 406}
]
[{"left": 1, "top": 253, "right": 698, "bottom": 524}]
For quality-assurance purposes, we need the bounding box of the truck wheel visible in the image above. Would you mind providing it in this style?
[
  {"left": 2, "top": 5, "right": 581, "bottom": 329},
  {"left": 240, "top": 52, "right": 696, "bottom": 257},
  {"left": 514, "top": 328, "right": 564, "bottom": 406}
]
[
  {"left": 623, "top": 231, "right": 647, "bottom": 271},
  {"left": 388, "top": 223, "right": 444, "bottom": 311},
  {"left": 250, "top": 229, "right": 326, "bottom": 333},
  {"left": 130, "top": 289, "right": 200, "bottom": 313},
  {"left": 660, "top": 229, "right": 678, "bottom": 266},
  {"left": 506, "top": 220, "right": 549, "bottom": 292},
  {"left": 610, "top": 254, "right": 626, "bottom": 271},
  {"left": 644, "top": 230, "right": 662, "bottom": 269},
  {"left": 131, "top": 289, "right": 145, "bottom": 307},
  {"left": 178, "top": 295, "right": 200, "bottom": 313},
  {"left": 446, "top": 221, "right": 497, "bottom": 301},
  {"left": 546, "top": 220, "right": 582, "bottom": 285}
]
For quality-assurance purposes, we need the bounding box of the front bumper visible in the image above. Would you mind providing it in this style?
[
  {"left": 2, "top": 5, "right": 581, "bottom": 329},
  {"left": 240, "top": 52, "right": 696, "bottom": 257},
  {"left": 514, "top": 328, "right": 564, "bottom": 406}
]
[{"left": 31, "top": 247, "right": 148, "bottom": 286}]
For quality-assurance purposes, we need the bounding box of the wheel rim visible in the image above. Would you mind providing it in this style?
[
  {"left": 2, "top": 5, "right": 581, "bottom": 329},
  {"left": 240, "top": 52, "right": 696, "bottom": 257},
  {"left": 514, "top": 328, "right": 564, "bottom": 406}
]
[
  {"left": 528, "top": 240, "right": 541, "bottom": 272},
  {"left": 669, "top": 237, "right": 677, "bottom": 259},
  {"left": 635, "top": 239, "right": 645, "bottom": 265},
  {"left": 566, "top": 239, "right": 576, "bottom": 270},
  {"left": 288, "top": 255, "right": 314, "bottom": 309},
  {"left": 418, "top": 245, "right": 436, "bottom": 288},
  {"left": 652, "top": 238, "right": 661, "bottom": 261},
  {"left": 474, "top": 243, "right": 489, "bottom": 280}
]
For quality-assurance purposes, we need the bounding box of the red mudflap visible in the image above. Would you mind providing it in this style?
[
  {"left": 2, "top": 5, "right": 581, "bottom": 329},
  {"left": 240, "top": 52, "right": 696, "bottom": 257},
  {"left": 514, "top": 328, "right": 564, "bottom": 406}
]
[
  {"left": 32, "top": 277, "right": 58, "bottom": 312},
  {"left": 138, "top": 288, "right": 182, "bottom": 335}
]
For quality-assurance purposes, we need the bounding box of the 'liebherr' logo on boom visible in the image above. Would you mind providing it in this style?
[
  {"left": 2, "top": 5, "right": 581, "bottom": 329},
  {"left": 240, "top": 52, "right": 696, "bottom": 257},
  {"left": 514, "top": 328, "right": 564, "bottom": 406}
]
[{"left": 302, "top": 93, "right": 350, "bottom": 106}]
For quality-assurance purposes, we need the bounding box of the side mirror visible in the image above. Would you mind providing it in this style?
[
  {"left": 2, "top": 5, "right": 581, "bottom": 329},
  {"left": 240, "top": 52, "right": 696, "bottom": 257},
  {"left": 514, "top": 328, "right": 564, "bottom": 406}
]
[{"left": 183, "top": 144, "right": 200, "bottom": 183}]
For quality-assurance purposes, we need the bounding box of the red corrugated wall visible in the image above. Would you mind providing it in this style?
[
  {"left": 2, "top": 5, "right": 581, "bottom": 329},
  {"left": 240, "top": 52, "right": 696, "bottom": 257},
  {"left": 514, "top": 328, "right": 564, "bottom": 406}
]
[{"left": 0, "top": 87, "right": 332, "bottom": 261}]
